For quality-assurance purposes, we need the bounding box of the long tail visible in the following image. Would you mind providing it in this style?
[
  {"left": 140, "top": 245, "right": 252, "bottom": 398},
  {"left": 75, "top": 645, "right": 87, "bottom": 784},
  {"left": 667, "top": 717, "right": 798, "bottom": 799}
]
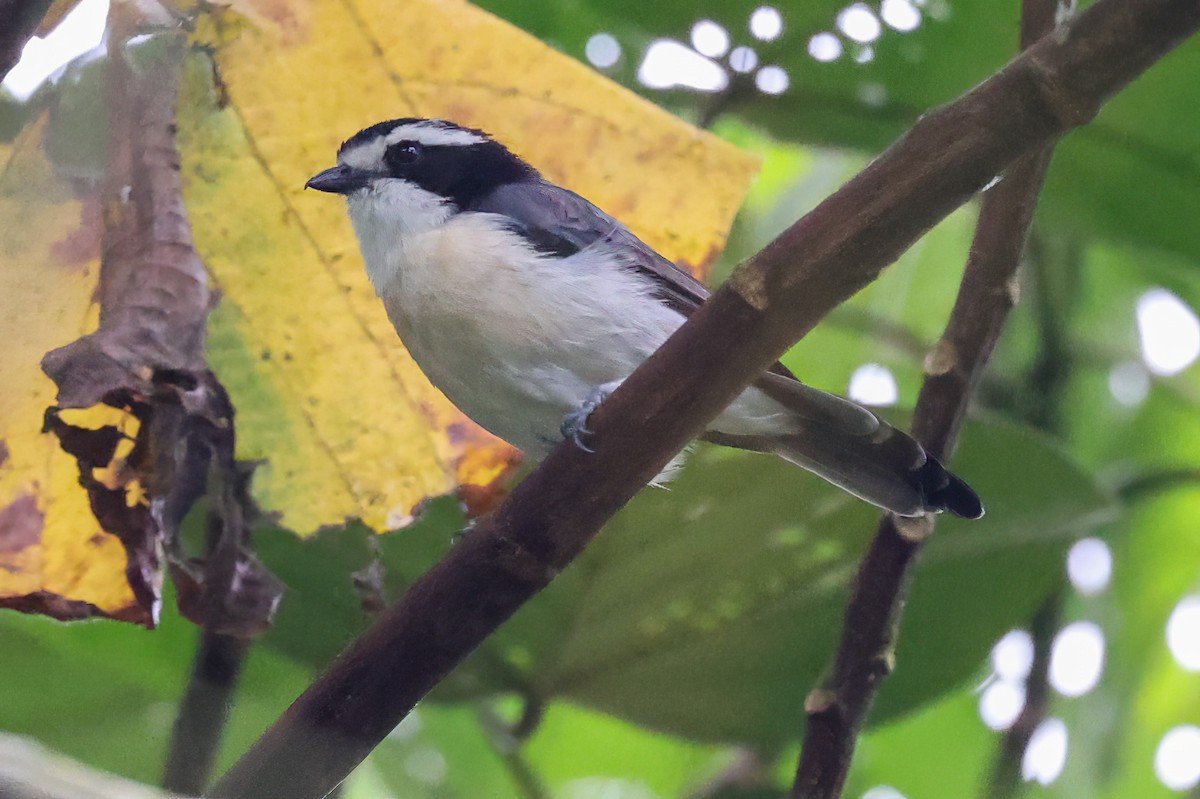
[
  {"left": 706, "top": 375, "right": 984, "bottom": 519},
  {"left": 775, "top": 424, "right": 982, "bottom": 518}
]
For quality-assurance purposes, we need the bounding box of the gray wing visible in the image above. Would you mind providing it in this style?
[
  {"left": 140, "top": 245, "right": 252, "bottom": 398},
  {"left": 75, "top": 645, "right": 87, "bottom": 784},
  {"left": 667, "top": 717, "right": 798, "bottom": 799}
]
[
  {"left": 471, "top": 180, "right": 711, "bottom": 316},
  {"left": 471, "top": 180, "right": 877, "bottom": 435}
]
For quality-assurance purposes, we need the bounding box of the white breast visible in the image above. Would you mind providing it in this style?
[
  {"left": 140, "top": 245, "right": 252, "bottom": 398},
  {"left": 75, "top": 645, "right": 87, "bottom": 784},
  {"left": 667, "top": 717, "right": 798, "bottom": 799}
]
[
  {"left": 347, "top": 181, "right": 685, "bottom": 454},
  {"left": 345, "top": 179, "right": 793, "bottom": 458}
]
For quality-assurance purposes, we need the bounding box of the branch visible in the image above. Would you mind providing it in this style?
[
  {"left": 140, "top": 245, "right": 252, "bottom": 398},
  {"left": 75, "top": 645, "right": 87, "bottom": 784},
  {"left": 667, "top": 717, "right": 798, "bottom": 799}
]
[
  {"left": 1117, "top": 467, "right": 1200, "bottom": 502},
  {"left": 987, "top": 590, "right": 1062, "bottom": 799},
  {"left": 163, "top": 630, "right": 250, "bottom": 794},
  {"left": 686, "top": 749, "right": 772, "bottom": 799},
  {"left": 791, "top": 1, "right": 1061, "bottom": 795},
  {"left": 476, "top": 707, "right": 551, "bottom": 799},
  {"left": 0, "top": 0, "right": 53, "bottom": 84},
  {"left": 209, "top": 2, "right": 1200, "bottom": 797}
]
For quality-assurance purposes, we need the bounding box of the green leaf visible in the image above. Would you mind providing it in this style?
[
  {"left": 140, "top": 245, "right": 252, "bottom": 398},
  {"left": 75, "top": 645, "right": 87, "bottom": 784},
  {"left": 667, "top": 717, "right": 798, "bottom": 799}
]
[
  {"left": 363, "top": 704, "right": 523, "bottom": 799},
  {"left": 0, "top": 591, "right": 312, "bottom": 785},
  {"left": 847, "top": 688, "right": 993, "bottom": 798},
  {"left": 254, "top": 496, "right": 467, "bottom": 670},
  {"left": 464, "top": 417, "right": 1112, "bottom": 743},
  {"left": 523, "top": 703, "right": 731, "bottom": 797},
  {"left": 243, "top": 414, "right": 1108, "bottom": 745}
]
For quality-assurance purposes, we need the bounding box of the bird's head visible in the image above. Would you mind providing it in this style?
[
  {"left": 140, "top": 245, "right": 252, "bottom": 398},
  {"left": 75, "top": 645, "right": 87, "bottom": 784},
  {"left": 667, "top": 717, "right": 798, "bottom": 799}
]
[{"left": 306, "top": 118, "right": 538, "bottom": 210}]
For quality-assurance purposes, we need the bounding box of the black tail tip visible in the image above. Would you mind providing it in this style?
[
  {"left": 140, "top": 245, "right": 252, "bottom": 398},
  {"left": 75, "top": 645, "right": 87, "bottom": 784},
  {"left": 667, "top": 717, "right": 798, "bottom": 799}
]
[{"left": 918, "top": 456, "right": 984, "bottom": 519}]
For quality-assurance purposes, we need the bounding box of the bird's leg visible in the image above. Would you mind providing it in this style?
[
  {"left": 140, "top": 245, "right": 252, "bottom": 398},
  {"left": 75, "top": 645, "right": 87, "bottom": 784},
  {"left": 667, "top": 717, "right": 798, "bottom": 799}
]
[{"left": 560, "top": 380, "right": 623, "bottom": 453}]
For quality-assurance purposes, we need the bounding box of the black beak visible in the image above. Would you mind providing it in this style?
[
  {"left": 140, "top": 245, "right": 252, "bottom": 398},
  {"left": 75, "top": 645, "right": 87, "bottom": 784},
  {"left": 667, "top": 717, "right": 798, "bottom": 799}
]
[{"left": 305, "top": 164, "right": 369, "bottom": 194}]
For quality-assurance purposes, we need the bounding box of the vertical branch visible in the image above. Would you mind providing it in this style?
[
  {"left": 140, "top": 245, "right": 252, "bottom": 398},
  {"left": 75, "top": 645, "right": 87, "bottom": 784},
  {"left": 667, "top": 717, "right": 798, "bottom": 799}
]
[
  {"left": 163, "top": 630, "right": 250, "bottom": 794},
  {"left": 987, "top": 591, "right": 1062, "bottom": 799},
  {"left": 984, "top": 227, "right": 1083, "bottom": 796},
  {"left": 476, "top": 706, "right": 551, "bottom": 799},
  {"left": 790, "top": 3, "right": 1060, "bottom": 797}
]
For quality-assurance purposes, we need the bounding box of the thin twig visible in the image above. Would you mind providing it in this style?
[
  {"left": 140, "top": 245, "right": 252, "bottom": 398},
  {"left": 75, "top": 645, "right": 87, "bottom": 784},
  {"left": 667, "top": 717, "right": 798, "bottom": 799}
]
[
  {"left": 163, "top": 631, "right": 250, "bottom": 794},
  {"left": 1021, "top": 233, "right": 1082, "bottom": 430},
  {"left": 987, "top": 590, "right": 1063, "bottom": 799},
  {"left": 1117, "top": 468, "right": 1200, "bottom": 503},
  {"left": 686, "top": 749, "right": 771, "bottom": 799},
  {"left": 475, "top": 706, "right": 551, "bottom": 799},
  {"left": 791, "top": 1, "right": 1062, "bottom": 795},
  {"left": 825, "top": 306, "right": 930, "bottom": 361},
  {"left": 980, "top": 226, "right": 1081, "bottom": 798},
  {"left": 209, "top": 3, "right": 1200, "bottom": 797}
]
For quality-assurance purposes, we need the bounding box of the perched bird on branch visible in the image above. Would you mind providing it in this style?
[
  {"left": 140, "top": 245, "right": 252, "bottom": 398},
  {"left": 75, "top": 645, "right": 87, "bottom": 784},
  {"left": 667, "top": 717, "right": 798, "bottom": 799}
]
[{"left": 307, "top": 118, "right": 982, "bottom": 519}]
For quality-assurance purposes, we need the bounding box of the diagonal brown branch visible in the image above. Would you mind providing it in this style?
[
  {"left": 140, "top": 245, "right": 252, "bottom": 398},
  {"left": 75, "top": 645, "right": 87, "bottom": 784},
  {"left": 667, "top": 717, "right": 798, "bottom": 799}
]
[
  {"left": 790, "top": 1, "right": 1061, "bottom": 795},
  {"left": 208, "top": 1, "right": 1200, "bottom": 797}
]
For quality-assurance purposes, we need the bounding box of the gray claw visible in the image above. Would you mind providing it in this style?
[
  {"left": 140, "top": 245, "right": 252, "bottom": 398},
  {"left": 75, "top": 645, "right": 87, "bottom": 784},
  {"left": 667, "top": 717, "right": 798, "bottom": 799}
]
[
  {"left": 561, "top": 385, "right": 615, "bottom": 453},
  {"left": 560, "top": 409, "right": 595, "bottom": 453}
]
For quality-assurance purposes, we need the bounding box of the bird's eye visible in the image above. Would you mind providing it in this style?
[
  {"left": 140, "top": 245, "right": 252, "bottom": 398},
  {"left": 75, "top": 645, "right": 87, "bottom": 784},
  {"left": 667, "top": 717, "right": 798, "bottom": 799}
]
[{"left": 385, "top": 141, "right": 424, "bottom": 170}]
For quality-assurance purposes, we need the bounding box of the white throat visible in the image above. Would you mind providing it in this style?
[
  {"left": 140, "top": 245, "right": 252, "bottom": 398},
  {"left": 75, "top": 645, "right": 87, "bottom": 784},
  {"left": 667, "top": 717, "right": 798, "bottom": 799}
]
[{"left": 345, "top": 179, "right": 454, "bottom": 293}]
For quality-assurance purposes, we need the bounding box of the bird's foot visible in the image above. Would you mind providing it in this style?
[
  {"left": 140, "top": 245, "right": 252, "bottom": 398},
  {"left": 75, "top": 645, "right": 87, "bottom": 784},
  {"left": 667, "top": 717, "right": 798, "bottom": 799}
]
[{"left": 560, "top": 381, "right": 621, "bottom": 453}]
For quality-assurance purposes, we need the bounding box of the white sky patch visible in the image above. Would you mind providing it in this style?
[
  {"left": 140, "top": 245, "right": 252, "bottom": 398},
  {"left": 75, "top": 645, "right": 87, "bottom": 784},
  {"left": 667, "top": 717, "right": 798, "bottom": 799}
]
[
  {"left": 854, "top": 45, "right": 876, "bottom": 64},
  {"left": 755, "top": 65, "right": 789, "bottom": 95},
  {"left": 404, "top": 746, "right": 448, "bottom": 786},
  {"left": 388, "top": 711, "right": 422, "bottom": 741},
  {"left": 1167, "top": 596, "right": 1200, "bottom": 671},
  {"left": 859, "top": 82, "right": 888, "bottom": 107},
  {"left": 750, "top": 6, "right": 784, "bottom": 41},
  {"left": 586, "top": 33, "right": 621, "bottom": 68},
  {"left": 691, "top": 20, "right": 731, "bottom": 58},
  {"left": 861, "top": 787, "right": 907, "bottom": 799},
  {"left": 638, "top": 40, "right": 728, "bottom": 92},
  {"left": 980, "top": 679, "right": 1026, "bottom": 731},
  {"left": 838, "top": 3, "right": 884, "bottom": 44},
  {"left": 848, "top": 363, "right": 898, "bottom": 406},
  {"left": 1067, "top": 537, "right": 1112, "bottom": 596},
  {"left": 2, "top": 0, "right": 109, "bottom": 102},
  {"left": 562, "top": 778, "right": 659, "bottom": 799},
  {"left": 1049, "top": 621, "right": 1105, "bottom": 698},
  {"left": 1022, "top": 718, "right": 1068, "bottom": 785},
  {"left": 925, "top": 0, "right": 952, "bottom": 21},
  {"left": 993, "top": 629, "right": 1035, "bottom": 681},
  {"left": 881, "top": 0, "right": 923, "bottom": 31},
  {"left": 808, "top": 32, "right": 844, "bottom": 62},
  {"left": 1156, "top": 726, "right": 1200, "bottom": 791},
  {"left": 729, "top": 45, "right": 758, "bottom": 73},
  {"left": 1108, "top": 361, "right": 1150, "bottom": 407},
  {"left": 1137, "top": 288, "right": 1200, "bottom": 376}
]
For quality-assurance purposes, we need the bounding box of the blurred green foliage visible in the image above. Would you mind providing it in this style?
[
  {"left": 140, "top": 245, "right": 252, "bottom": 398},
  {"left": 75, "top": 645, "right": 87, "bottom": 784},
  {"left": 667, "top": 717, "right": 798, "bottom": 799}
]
[{"left": 3, "top": 1, "right": 1200, "bottom": 798}]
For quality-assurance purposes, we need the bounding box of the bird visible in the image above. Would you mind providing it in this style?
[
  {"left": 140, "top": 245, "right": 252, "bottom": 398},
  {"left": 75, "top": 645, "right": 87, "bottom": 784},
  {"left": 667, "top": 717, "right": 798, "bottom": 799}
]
[{"left": 306, "top": 118, "right": 983, "bottom": 519}]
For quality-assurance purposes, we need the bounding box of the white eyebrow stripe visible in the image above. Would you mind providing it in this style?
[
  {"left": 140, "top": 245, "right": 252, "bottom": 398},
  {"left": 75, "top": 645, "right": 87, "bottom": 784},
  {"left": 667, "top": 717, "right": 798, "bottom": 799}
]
[
  {"left": 339, "top": 138, "right": 387, "bottom": 171},
  {"left": 385, "top": 123, "right": 487, "bottom": 147}
]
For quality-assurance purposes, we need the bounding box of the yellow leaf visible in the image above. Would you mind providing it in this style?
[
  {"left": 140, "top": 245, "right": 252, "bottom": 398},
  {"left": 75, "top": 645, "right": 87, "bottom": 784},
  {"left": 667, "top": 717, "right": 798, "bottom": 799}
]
[
  {"left": 181, "top": 0, "right": 758, "bottom": 533},
  {"left": 0, "top": 121, "right": 144, "bottom": 622}
]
